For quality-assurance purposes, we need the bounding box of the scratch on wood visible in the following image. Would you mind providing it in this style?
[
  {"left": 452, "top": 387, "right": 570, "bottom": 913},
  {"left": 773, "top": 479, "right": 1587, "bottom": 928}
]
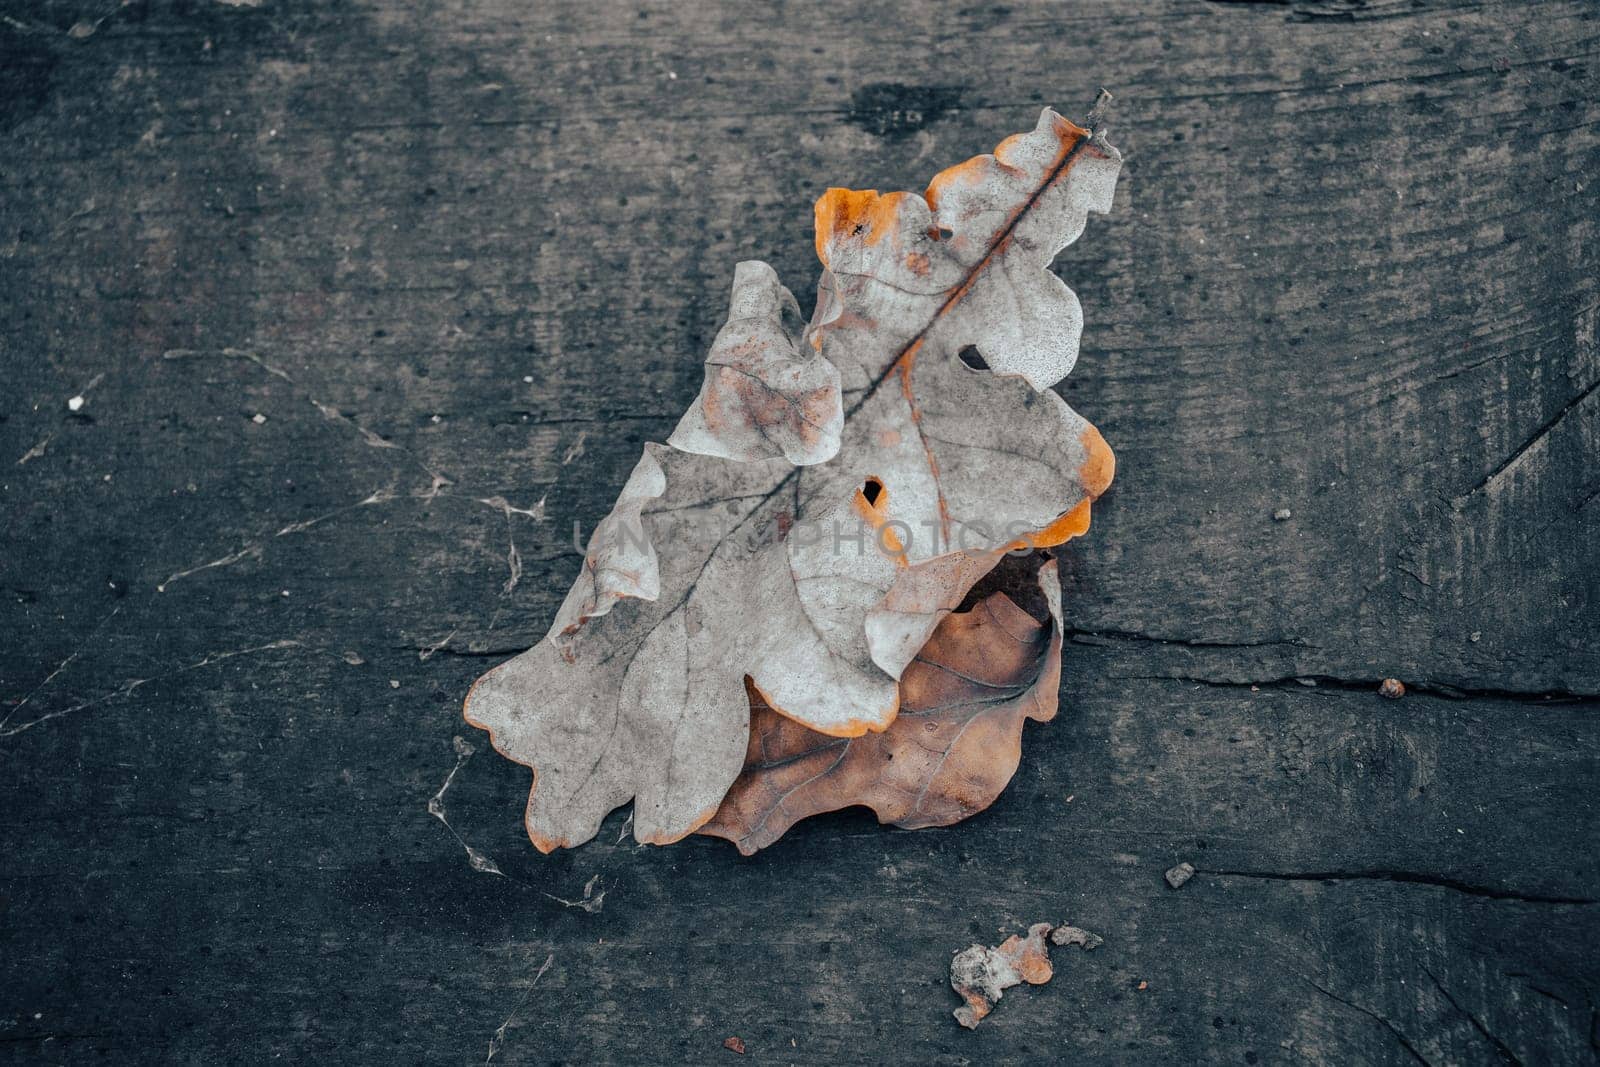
[
  {"left": 428, "top": 736, "right": 505, "bottom": 877},
  {"left": 544, "top": 874, "right": 605, "bottom": 913},
  {"left": 417, "top": 627, "right": 461, "bottom": 662},
  {"left": 165, "top": 346, "right": 459, "bottom": 498},
  {"left": 478, "top": 495, "right": 547, "bottom": 523},
  {"left": 1455, "top": 377, "right": 1600, "bottom": 503},
  {"left": 1305, "top": 978, "right": 1431, "bottom": 1066},
  {"left": 0, "top": 605, "right": 121, "bottom": 733},
  {"left": 161, "top": 347, "right": 292, "bottom": 382},
  {"left": 275, "top": 488, "right": 398, "bottom": 536},
  {"left": 158, "top": 487, "right": 400, "bottom": 593},
  {"left": 1424, "top": 966, "right": 1524, "bottom": 1066},
  {"left": 1, "top": 639, "right": 302, "bottom": 738},
  {"left": 485, "top": 952, "right": 555, "bottom": 1064},
  {"left": 157, "top": 544, "right": 264, "bottom": 593},
  {"left": 15, "top": 433, "right": 53, "bottom": 466},
  {"left": 313, "top": 399, "right": 401, "bottom": 451}
]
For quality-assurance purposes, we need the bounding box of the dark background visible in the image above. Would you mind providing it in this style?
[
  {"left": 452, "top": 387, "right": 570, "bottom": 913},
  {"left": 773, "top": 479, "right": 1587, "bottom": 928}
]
[{"left": 2, "top": 0, "right": 1597, "bottom": 1062}]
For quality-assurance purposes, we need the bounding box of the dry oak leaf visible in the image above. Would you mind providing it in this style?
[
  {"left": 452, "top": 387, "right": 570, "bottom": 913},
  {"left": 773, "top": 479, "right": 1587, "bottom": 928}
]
[
  {"left": 699, "top": 557, "right": 1063, "bottom": 855},
  {"left": 465, "top": 103, "right": 1121, "bottom": 852}
]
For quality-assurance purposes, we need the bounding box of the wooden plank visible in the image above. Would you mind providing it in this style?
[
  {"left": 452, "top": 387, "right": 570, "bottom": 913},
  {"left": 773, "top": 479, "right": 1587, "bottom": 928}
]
[{"left": 2, "top": 0, "right": 1596, "bottom": 1061}]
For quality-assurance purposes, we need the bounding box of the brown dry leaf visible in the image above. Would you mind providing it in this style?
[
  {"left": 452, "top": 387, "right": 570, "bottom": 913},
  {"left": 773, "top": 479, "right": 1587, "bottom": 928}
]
[
  {"left": 950, "top": 921, "right": 1103, "bottom": 1029},
  {"left": 699, "top": 557, "right": 1063, "bottom": 855},
  {"left": 466, "top": 102, "right": 1121, "bottom": 851}
]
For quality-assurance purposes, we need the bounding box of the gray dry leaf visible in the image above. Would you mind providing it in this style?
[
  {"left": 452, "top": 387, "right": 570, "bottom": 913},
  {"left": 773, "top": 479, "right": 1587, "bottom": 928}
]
[{"left": 466, "top": 104, "right": 1122, "bottom": 851}]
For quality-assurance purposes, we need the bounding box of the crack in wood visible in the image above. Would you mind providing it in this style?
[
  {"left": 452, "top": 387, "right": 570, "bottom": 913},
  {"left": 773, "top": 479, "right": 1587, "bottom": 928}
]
[
  {"left": 1305, "top": 978, "right": 1432, "bottom": 1066},
  {"left": 1455, "top": 376, "right": 1600, "bottom": 503},
  {"left": 1138, "top": 673, "right": 1600, "bottom": 705},
  {"left": 1206, "top": 867, "right": 1599, "bottom": 906},
  {"left": 1424, "top": 966, "right": 1524, "bottom": 1066}
]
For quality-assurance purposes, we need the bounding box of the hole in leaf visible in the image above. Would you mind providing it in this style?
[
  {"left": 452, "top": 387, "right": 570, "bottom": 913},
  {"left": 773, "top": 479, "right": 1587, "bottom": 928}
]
[
  {"left": 861, "top": 478, "right": 884, "bottom": 506},
  {"left": 958, "top": 346, "right": 989, "bottom": 370},
  {"left": 938, "top": 226, "right": 954, "bottom": 241}
]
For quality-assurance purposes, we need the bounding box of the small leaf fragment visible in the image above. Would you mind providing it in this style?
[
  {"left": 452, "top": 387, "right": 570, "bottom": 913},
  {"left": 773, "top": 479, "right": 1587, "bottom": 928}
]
[
  {"left": 1050, "top": 925, "right": 1104, "bottom": 951},
  {"left": 950, "top": 920, "right": 1102, "bottom": 1029},
  {"left": 950, "top": 923, "right": 1056, "bottom": 1030}
]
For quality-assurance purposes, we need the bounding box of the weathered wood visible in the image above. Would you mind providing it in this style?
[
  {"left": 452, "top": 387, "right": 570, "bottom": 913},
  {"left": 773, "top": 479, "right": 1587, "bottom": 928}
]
[{"left": 2, "top": 0, "right": 1596, "bottom": 1062}]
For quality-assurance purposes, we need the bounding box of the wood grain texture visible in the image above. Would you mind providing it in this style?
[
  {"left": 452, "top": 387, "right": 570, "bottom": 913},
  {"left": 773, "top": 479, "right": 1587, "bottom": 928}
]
[{"left": 1, "top": 0, "right": 1596, "bottom": 1062}]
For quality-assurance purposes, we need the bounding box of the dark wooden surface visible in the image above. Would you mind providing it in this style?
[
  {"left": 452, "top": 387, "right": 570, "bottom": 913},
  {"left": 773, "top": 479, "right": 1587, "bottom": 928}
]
[{"left": 3, "top": 0, "right": 1597, "bottom": 1062}]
